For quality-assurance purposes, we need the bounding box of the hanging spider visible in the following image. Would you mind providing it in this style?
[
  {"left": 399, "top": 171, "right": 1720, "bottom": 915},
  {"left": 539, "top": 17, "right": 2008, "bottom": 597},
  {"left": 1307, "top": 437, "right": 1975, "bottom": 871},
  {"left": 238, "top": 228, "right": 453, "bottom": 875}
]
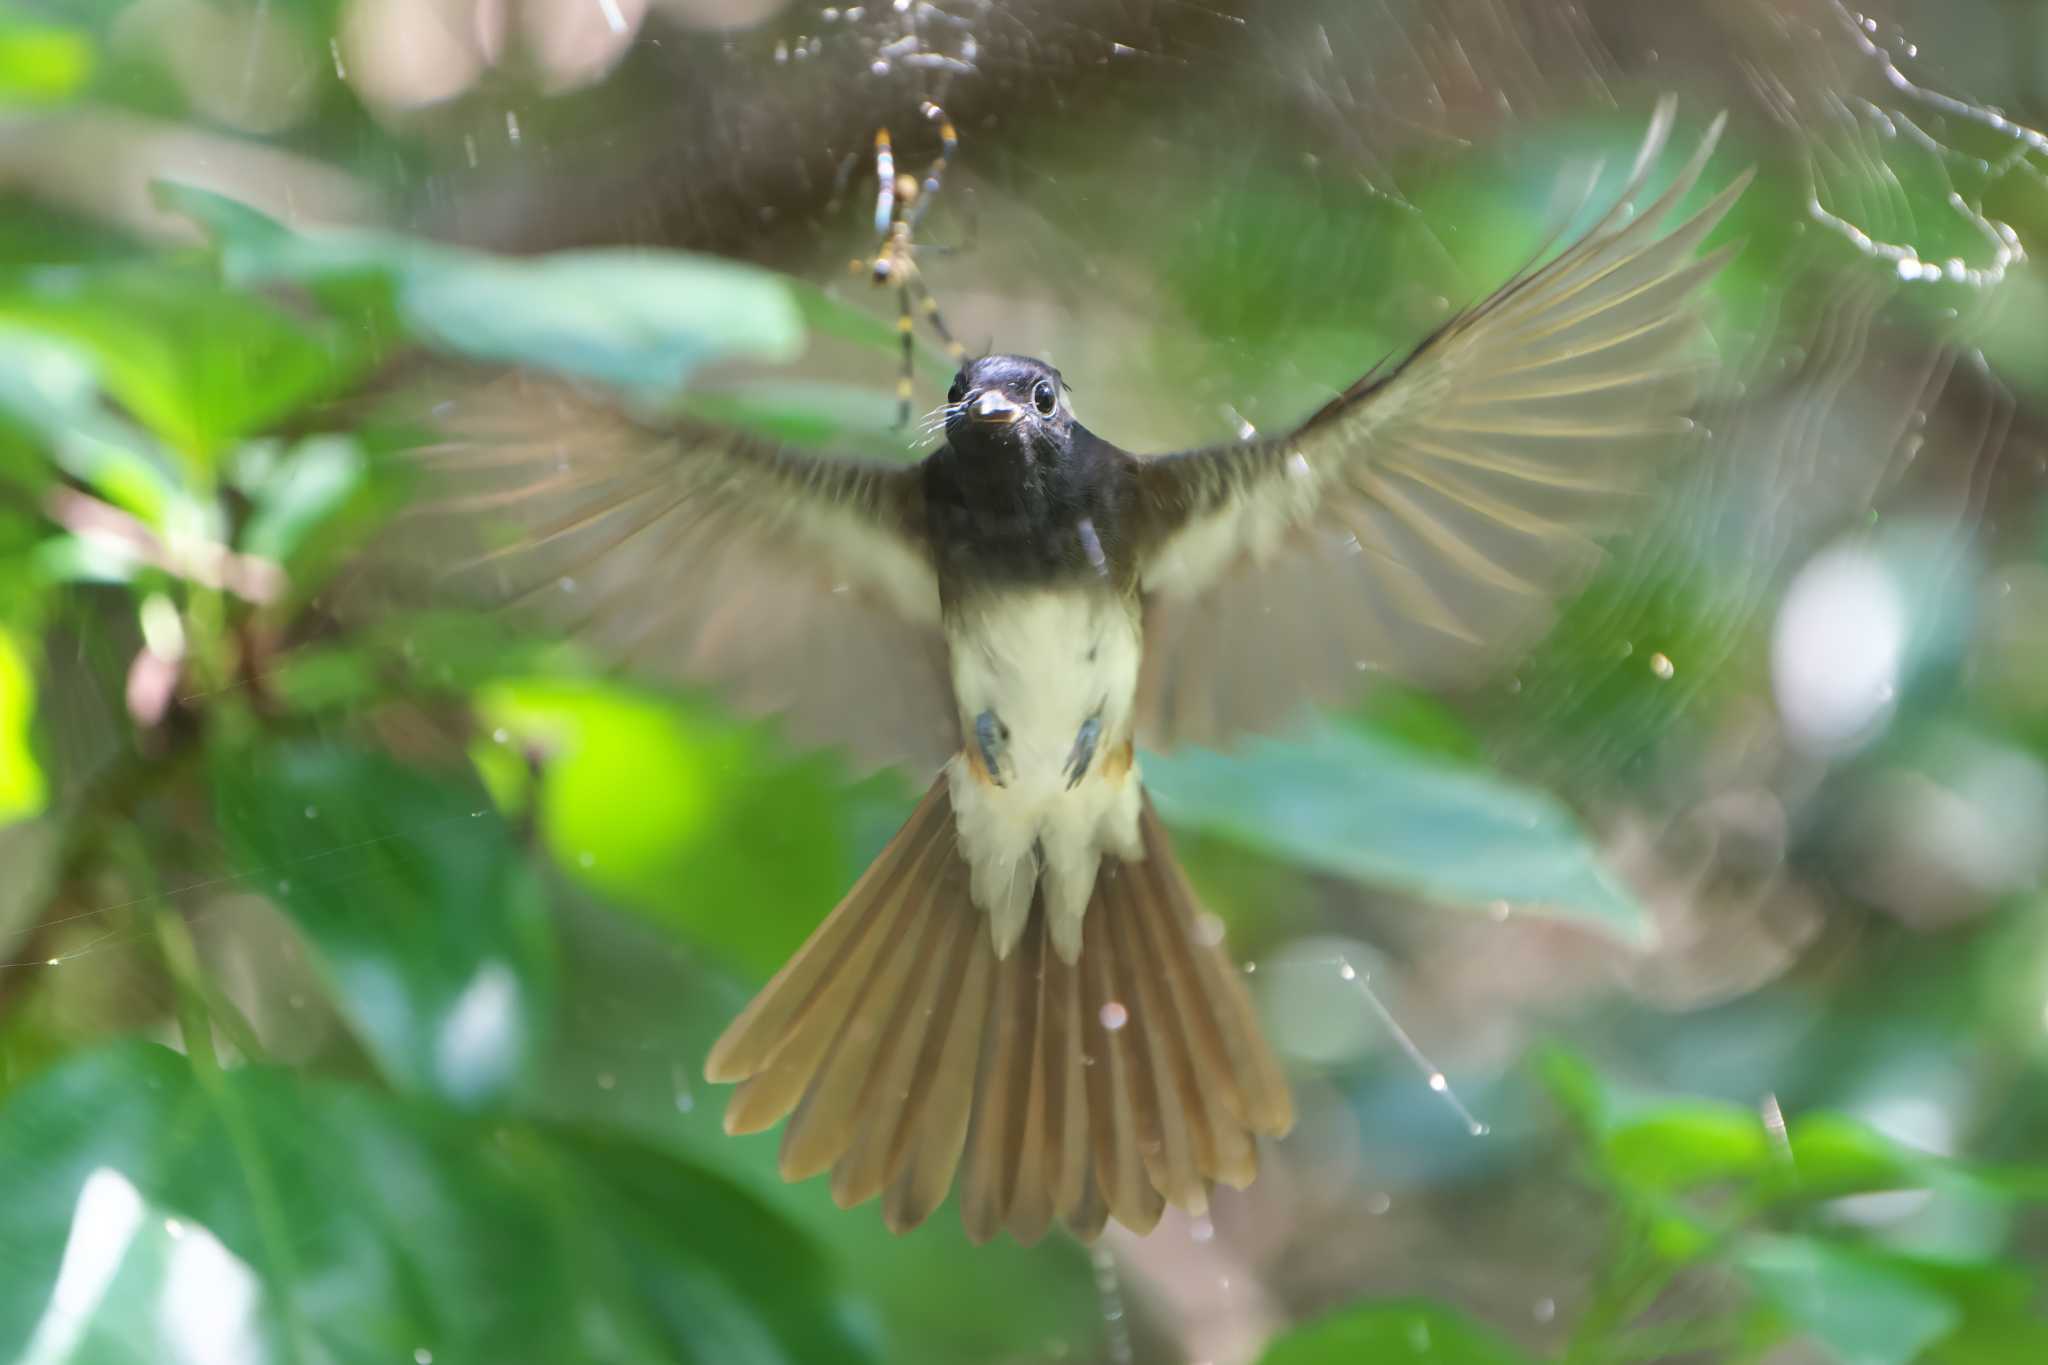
[{"left": 860, "top": 101, "right": 969, "bottom": 426}]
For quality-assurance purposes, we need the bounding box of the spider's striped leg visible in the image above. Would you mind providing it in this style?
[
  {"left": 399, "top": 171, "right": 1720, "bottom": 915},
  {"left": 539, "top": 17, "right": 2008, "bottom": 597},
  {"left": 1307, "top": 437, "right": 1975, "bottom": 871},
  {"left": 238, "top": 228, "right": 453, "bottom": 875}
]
[
  {"left": 906, "top": 104, "right": 956, "bottom": 231},
  {"left": 895, "top": 281, "right": 918, "bottom": 427},
  {"left": 873, "top": 128, "right": 897, "bottom": 236},
  {"left": 908, "top": 271, "right": 968, "bottom": 368}
]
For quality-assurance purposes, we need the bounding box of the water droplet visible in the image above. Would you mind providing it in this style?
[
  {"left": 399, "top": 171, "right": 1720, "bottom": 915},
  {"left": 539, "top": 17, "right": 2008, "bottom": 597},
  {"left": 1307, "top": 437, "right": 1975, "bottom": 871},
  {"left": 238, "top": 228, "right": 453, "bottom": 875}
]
[
  {"left": 1428, "top": 1072, "right": 1449, "bottom": 1092},
  {"left": 492, "top": 728, "right": 510, "bottom": 744},
  {"left": 1099, "top": 1001, "right": 1128, "bottom": 1031},
  {"left": 597, "top": 1072, "right": 616, "bottom": 1091},
  {"left": 45, "top": 957, "right": 59, "bottom": 967},
  {"left": 1649, "top": 652, "right": 1675, "bottom": 680},
  {"left": 1469, "top": 1121, "right": 1490, "bottom": 1136},
  {"left": 1366, "top": 1192, "right": 1391, "bottom": 1214},
  {"left": 1533, "top": 1298, "right": 1556, "bottom": 1324},
  {"left": 415, "top": 1350, "right": 435, "bottom": 1365},
  {"left": 303, "top": 806, "right": 318, "bottom": 819},
  {"left": 1487, "top": 900, "right": 1512, "bottom": 922},
  {"left": 1338, "top": 962, "right": 1358, "bottom": 981},
  {"left": 1194, "top": 913, "right": 1226, "bottom": 947},
  {"left": 165, "top": 1218, "right": 186, "bottom": 1239}
]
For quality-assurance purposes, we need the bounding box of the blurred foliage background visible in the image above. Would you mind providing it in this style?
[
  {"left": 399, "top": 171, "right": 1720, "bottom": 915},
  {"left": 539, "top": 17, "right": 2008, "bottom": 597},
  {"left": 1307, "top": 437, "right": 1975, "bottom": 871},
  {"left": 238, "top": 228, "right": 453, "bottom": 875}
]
[{"left": 1, "top": 0, "right": 2047, "bottom": 1362}]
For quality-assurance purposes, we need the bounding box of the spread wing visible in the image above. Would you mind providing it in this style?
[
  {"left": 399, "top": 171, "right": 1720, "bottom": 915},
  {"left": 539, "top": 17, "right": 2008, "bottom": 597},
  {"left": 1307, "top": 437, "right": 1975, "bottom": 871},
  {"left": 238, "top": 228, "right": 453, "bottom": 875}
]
[
  {"left": 390, "top": 374, "right": 955, "bottom": 777},
  {"left": 1128, "top": 101, "right": 1751, "bottom": 750}
]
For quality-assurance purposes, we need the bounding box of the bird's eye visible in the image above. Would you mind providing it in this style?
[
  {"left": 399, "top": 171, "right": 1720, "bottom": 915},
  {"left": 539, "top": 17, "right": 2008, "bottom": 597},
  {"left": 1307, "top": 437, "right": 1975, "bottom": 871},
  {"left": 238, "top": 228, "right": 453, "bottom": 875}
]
[
  {"left": 1032, "top": 380, "right": 1057, "bottom": 416},
  {"left": 947, "top": 377, "right": 965, "bottom": 405}
]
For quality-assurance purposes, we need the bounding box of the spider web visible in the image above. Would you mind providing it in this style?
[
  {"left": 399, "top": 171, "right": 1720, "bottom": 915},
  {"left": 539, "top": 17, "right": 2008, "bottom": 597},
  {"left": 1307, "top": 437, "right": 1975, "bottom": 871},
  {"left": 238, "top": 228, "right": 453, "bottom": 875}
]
[{"left": 7, "top": 1, "right": 2047, "bottom": 1360}]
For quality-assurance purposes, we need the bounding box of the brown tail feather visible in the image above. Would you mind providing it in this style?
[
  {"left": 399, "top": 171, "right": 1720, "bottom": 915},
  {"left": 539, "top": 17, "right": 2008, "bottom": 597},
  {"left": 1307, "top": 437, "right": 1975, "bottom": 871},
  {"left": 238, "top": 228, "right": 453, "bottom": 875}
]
[{"left": 705, "top": 774, "right": 1293, "bottom": 1244}]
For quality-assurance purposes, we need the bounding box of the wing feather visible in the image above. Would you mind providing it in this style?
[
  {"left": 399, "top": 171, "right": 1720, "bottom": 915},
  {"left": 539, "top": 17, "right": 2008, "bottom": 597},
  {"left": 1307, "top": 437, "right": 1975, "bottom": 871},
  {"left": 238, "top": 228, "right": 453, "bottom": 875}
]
[
  {"left": 380, "top": 373, "right": 955, "bottom": 776},
  {"left": 1130, "top": 101, "right": 1750, "bottom": 750}
]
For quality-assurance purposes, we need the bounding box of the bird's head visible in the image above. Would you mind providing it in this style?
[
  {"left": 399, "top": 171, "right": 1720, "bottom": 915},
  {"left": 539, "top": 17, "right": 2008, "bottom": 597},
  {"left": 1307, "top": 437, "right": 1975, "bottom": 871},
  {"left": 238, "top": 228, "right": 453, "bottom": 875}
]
[{"left": 943, "top": 354, "right": 1073, "bottom": 465}]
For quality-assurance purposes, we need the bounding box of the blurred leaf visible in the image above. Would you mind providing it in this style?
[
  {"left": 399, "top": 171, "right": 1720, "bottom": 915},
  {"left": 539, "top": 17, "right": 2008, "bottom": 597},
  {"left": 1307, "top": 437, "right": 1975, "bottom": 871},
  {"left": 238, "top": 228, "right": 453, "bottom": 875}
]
[
  {"left": 1255, "top": 1300, "right": 1535, "bottom": 1365},
  {"left": 160, "top": 183, "right": 807, "bottom": 397},
  {"left": 212, "top": 742, "right": 555, "bottom": 1108},
  {"left": 1777, "top": 1112, "right": 1925, "bottom": 1200},
  {"left": 678, "top": 380, "right": 920, "bottom": 456},
  {"left": 528, "top": 897, "right": 1097, "bottom": 1365},
  {"left": 0, "top": 262, "right": 376, "bottom": 467},
  {"left": 0, "top": 1042, "right": 875, "bottom": 1364},
  {"left": 475, "top": 678, "right": 876, "bottom": 978},
  {"left": 0, "top": 15, "right": 92, "bottom": 106},
  {"left": 1604, "top": 1101, "right": 1770, "bottom": 1191},
  {"left": 1904, "top": 1258, "right": 2048, "bottom": 1365},
  {"left": 1740, "top": 1235, "right": 1961, "bottom": 1365},
  {"left": 0, "top": 627, "right": 42, "bottom": 824},
  {"left": 0, "top": 199, "right": 133, "bottom": 269},
  {"left": 232, "top": 433, "right": 369, "bottom": 570},
  {"left": 0, "top": 328, "right": 180, "bottom": 527},
  {"left": 785, "top": 277, "right": 955, "bottom": 374},
  {"left": 1533, "top": 1043, "right": 1608, "bottom": 1136},
  {"left": 1145, "top": 721, "right": 1649, "bottom": 941}
]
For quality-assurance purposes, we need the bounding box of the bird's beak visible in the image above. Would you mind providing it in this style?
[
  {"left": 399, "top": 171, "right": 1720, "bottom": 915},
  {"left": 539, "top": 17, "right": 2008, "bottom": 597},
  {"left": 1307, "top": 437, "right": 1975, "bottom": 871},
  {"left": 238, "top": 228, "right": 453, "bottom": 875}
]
[{"left": 967, "top": 390, "right": 1024, "bottom": 425}]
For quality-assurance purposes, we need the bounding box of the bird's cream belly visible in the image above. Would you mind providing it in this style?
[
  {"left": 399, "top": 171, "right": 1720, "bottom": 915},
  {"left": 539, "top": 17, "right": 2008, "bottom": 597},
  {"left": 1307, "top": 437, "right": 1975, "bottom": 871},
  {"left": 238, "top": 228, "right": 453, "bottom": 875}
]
[{"left": 943, "top": 589, "right": 1143, "bottom": 962}]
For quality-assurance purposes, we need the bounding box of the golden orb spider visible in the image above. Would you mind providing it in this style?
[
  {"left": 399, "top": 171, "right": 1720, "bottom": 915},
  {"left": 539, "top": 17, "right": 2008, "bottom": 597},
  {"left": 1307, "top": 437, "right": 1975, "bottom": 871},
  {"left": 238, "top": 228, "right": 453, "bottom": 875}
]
[{"left": 858, "top": 101, "right": 969, "bottom": 426}]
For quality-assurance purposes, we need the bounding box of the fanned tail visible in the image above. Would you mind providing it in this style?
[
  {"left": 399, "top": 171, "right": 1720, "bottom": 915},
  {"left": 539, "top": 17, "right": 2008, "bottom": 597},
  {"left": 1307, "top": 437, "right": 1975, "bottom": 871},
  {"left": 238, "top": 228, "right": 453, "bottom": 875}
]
[{"left": 704, "top": 775, "right": 1293, "bottom": 1244}]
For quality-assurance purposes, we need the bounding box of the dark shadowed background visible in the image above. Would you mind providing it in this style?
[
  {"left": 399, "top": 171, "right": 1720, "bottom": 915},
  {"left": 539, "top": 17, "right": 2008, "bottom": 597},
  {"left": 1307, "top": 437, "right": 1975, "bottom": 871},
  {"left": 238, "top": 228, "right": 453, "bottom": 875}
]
[{"left": 1, "top": 1, "right": 2046, "bottom": 1362}]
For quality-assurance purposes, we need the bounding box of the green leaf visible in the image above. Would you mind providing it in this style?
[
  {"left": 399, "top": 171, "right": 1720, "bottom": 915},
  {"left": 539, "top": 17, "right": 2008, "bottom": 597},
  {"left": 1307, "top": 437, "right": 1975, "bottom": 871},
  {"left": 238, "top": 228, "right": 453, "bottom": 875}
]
[
  {"left": 1740, "top": 1235, "right": 1961, "bottom": 1365},
  {"left": 474, "top": 677, "right": 879, "bottom": 978},
  {"left": 211, "top": 742, "right": 556, "bottom": 1108},
  {"left": 232, "top": 433, "right": 370, "bottom": 569},
  {"left": 1256, "top": 1300, "right": 1536, "bottom": 1365},
  {"left": 0, "top": 262, "right": 377, "bottom": 467},
  {"left": 0, "top": 1042, "right": 875, "bottom": 1364},
  {"left": 0, "top": 627, "right": 41, "bottom": 824},
  {"left": 678, "top": 380, "right": 919, "bottom": 456},
  {"left": 1776, "top": 1112, "right": 1925, "bottom": 1200},
  {"left": 160, "top": 183, "right": 807, "bottom": 397},
  {"left": 0, "top": 17, "right": 92, "bottom": 106},
  {"left": 784, "top": 276, "right": 955, "bottom": 374},
  {"left": 1604, "top": 1101, "right": 1771, "bottom": 1191},
  {"left": 0, "top": 328, "right": 181, "bottom": 527},
  {"left": 1532, "top": 1044, "right": 1608, "bottom": 1135},
  {"left": 1144, "top": 721, "right": 1649, "bottom": 941}
]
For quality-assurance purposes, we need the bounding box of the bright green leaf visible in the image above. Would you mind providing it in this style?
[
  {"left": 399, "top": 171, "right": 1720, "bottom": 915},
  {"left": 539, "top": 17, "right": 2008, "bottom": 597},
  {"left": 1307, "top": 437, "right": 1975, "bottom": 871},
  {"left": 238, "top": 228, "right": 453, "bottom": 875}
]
[
  {"left": 0, "top": 19, "right": 92, "bottom": 106},
  {"left": 1778, "top": 1112, "right": 1925, "bottom": 1200},
  {"left": 475, "top": 677, "right": 876, "bottom": 977},
  {"left": 211, "top": 743, "right": 556, "bottom": 1108},
  {"left": 1145, "top": 722, "right": 1650, "bottom": 941},
  {"left": 1256, "top": 1300, "right": 1536, "bottom": 1365},
  {"left": 0, "top": 262, "right": 376, "bottom": 467},
  {"left": 0, "top": 328, "right": 180, "bottom": 527},
  {"left": 160, "top": 183, "right": 807, "bottom": 397},
  {"left": 1741, "top": 1235, "right": 1961, "bottom": 1365},
  {"left": 0, "top": 1042, "right": 875, "bottom": 1364},
  {"left": 0, "top": 628, "right": 42, "bottom": 824},
  {"left": 1605, "top": 1101, "right": 1771, "bottom": 1191}
]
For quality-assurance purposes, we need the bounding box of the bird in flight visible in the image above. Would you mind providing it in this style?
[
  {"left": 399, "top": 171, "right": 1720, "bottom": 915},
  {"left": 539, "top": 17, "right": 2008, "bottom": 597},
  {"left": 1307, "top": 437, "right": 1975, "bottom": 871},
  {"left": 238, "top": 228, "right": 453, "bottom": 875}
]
[{"left": 424, "top": 99, "right": 1748, "bottom": 1245}]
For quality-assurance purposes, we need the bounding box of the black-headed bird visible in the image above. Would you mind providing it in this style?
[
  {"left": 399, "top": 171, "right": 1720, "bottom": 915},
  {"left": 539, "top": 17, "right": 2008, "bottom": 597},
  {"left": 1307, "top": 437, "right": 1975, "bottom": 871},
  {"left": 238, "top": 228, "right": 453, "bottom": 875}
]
[{"left": 421, "top": 101, "right": 1748, "bottom": 1245}]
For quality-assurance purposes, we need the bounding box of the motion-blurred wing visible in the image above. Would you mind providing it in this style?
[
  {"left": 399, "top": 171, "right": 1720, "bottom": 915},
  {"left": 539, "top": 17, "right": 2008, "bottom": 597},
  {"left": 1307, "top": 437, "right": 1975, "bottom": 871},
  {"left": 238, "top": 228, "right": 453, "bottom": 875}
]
[
  {"left": 398, "top": 374, "right": 955, "bottom": 776},
  {"left": 1129, "top": 101, "right": 1750, "bottom": 750}
]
